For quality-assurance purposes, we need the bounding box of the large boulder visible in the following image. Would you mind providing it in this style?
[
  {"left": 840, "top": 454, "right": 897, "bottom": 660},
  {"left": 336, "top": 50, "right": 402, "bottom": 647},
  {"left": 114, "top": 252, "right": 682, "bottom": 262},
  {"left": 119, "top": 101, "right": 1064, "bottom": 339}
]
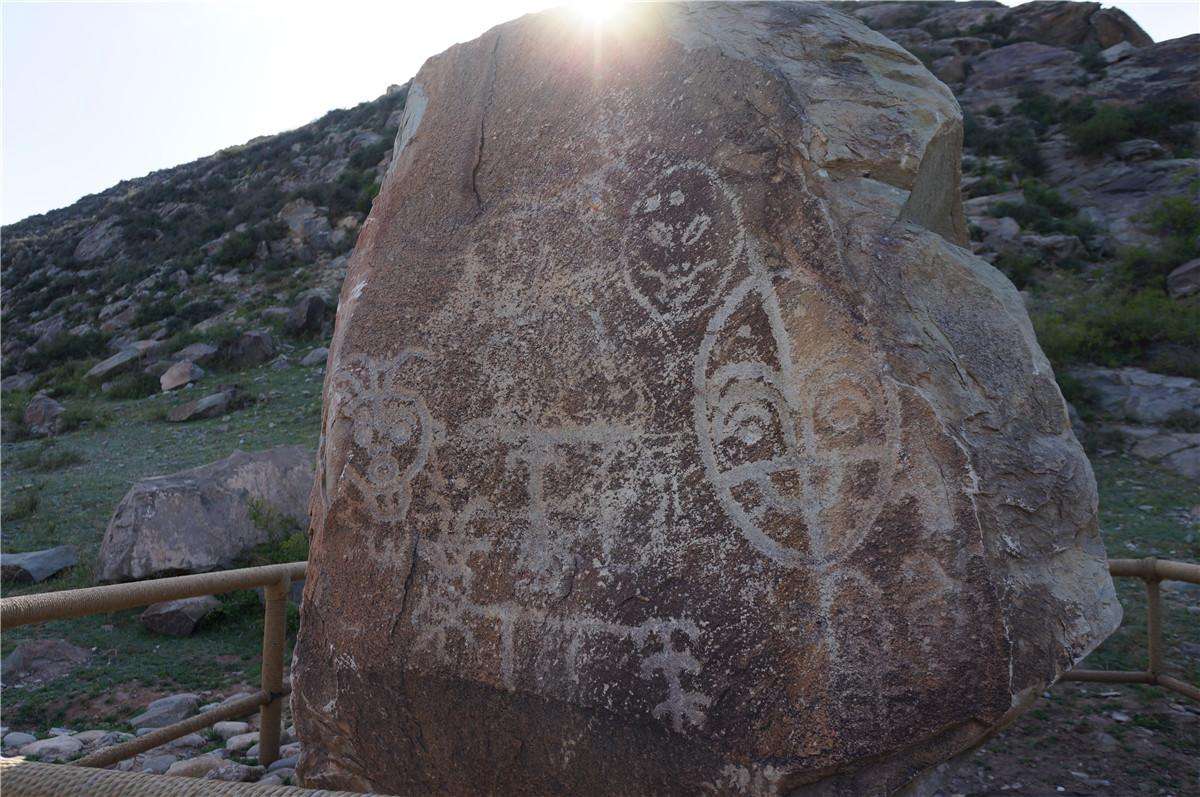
[
  {"left": 96, "top": 446, "right": 314, "bottom": 582},
  {"left": 140, "top": 596, "right": 221, "bottom": 637},
  {"left": 293, "top": 5, "right": 1120, "bottom": 795}
]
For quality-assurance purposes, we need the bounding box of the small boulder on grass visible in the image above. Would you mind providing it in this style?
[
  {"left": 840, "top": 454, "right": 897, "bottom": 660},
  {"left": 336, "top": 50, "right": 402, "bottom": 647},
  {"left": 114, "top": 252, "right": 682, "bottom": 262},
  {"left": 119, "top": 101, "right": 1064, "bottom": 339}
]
[
  {"left": 1, "top": 639, "right": 90, "bottom": 686},
  {"left": 139, "top": 596, "right": 220, "bottom": 637},
  {"left": 23, "top": 394, "right": 64, "bottom": 437},
  {"left": 0, "top": 545, "right": 77, "bottom": 584},
  {"left": 130, "top": 693, "right": 200, "bottom": 730},
  {"left": 160, "top": 360, "right": 205, "bottom": 392}
]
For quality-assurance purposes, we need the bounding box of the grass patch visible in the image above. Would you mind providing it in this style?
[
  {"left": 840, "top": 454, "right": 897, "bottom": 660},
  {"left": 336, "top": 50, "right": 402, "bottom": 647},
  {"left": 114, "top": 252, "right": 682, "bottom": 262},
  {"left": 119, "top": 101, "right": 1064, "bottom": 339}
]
[
  {"left": 103, "top": 372, "right": 161, "bottom": 401},
  {"left": 15, "top": 441, "right": 86, "bottom": 472},
  {"left": 990, "top": 180, "right": 1097, "bottom": 244}
]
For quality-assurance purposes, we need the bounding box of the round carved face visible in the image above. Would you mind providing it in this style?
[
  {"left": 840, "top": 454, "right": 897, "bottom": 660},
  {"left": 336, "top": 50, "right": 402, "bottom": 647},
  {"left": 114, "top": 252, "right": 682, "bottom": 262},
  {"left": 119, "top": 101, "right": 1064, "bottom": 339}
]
[
  {"left": 621, "top": 162, "right": 744, "bottom": 323},
  {"left": 695, "top": 294, "right": 899, "bottom": 570},
  {"left": 326, "top": 354, "right": 435, "bottom": 523}
]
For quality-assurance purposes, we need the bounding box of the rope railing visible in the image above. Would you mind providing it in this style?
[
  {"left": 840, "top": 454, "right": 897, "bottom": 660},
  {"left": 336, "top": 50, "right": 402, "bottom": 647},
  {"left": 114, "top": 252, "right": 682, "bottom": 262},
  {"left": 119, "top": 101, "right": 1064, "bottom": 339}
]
[
  {"left": 0, "top": 561, "right": 308, "bottom": 770},
  {"left": 1062, "top": 557, "right": 1200, "bottom": 701},
  {"left": 0, "top": 556, "right": 1195, "bottom": 797}
]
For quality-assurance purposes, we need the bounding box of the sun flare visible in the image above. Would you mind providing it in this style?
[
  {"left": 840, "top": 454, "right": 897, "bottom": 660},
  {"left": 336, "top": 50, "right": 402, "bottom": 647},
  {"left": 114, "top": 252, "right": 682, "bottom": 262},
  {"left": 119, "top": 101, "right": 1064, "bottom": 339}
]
[{"left": 571, "top": 0, "right": 626, "bottom": 25}]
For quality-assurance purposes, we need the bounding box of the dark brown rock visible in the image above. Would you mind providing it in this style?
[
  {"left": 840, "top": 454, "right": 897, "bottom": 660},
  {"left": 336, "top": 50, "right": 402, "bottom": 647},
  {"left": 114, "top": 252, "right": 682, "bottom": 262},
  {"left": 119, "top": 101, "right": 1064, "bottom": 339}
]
[
  {"left": 23, "top": 394, "right": 64, "bottom": 436},
  {"left": 219, "top": 330, "right": 276, "bottom": 369},
  {"left": 293, "top": 4, "right": 1120, "bottom": 795},
  {"left": 140, "top": 596, "right": 221, "bottom": 636},
  {"left": 286, "top": 295, "right": 327, "bottom": 334},
  {"left": 1, "top": 639, "right": 90, "bottom": 686}
]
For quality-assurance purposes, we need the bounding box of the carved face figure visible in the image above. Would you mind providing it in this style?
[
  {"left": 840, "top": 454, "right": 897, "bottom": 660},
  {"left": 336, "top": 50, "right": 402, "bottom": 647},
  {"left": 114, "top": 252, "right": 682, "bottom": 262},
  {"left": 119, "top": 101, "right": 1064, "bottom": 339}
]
[
  {"left": 326, "top": 353, "right": 436, "bottom": 523},
  {"left": 694, "top": 284, "right": 899, "bottom": 570},
  {"left": 621, "top": 162, "right": 744, "bottom": 324}
]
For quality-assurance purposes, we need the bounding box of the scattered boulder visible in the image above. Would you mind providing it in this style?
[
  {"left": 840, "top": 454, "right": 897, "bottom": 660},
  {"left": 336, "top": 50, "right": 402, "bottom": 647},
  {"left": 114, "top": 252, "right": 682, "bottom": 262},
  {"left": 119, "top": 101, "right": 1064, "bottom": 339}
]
[
  {"left": 300, "top": 347, "right": 329, "bottom": 367},
  {"left": 160, "top": 360, "right": 205, "bottom": 392},
  {"left": 18, "top": 734, "right": 83, "bottom": 762},
  {"left": 1, "top": 372, "right": 36, "bottom": 392},
  {"left": 1, "top": 545, "right": 77, "bottom": 584},
  {"left": 1019, "top": 233, "right": 1085, "bottom": 264},
  {"left": 260, "top": 307, "right": 292, "bottom": 324},
  {"left": 1114, "top": 138, "right": 1167, "bottom": 162},
  {"left": 220, "top": 330, "right": 276, "bottom": 369},
  {"left": 22, "top": 394, "right": 64, "bottom": 437},
  {"left": 166, "top": 386, "right": 243, "bottom": 423},
  {"left": 165, "top": 755, "right": 225, "bottom": 778},
  {"left": 1167, "top": 258, "right": 1200, "bottom": 299},
  {"left": 212, "top": 721, "right": 251, "bottom": 741},
  {"left": 141, "top": 754, "right": 179, "bottom": 774},
  {"left": 73, "top": 217, "right": 123, "bottom": 262},
  {"left": 293, "top": 5, "right": 1119, "bottom": 794},
  {"left": 130, "top": 694, "right": 200, "bottom": 730},
  {"left": 205, "top": 762, "right": 266, "bottom": 782},
  {"left": 225, "top": 731, "right": 259, "bottom": 753},
  {"left": 96, "top": 445, "right": 314, "bottom": 582},
  {"left": 1099, "top": 424, "right": 1200, "bottom": 481},
  {"left": 1070, "top": 367, "right": 1200, "bottom": 426},
  {"left": 139, "top": 596, "right": 221, "bottom": 636},
  {"left": 85, "top": 347, "right": 142, "bottom": 383},
  {"left": 286, "top": 295, "right": 326, "bottom": 334},
  {"left": 175, "top": 342, "right": 219, "bottom": 365},
  {"left": 2, "top": 731, "right": 37, "bottom": 749},
  {"left": 1, "top": 639, "right": 90, "bottom": 686}
]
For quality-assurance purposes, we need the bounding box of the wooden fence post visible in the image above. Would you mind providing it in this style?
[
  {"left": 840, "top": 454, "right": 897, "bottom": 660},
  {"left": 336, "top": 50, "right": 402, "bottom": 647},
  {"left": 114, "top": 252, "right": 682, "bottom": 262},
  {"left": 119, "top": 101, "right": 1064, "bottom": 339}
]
[{"left": 259, "top": 575, "right": 289, "bottom": 767}]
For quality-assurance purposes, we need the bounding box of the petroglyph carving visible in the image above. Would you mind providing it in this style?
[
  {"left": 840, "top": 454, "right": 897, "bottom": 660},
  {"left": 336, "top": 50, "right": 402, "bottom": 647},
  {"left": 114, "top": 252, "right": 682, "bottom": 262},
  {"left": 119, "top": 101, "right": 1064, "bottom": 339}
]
[
  {"left": 621, "top": 161, "right": 744, "bottom": 325},
  {"left": 408, "top": 421, "right": 712, "bottom": 731},
  {"left": 326, "top": 352, "right": 440, "bottom": 522}
]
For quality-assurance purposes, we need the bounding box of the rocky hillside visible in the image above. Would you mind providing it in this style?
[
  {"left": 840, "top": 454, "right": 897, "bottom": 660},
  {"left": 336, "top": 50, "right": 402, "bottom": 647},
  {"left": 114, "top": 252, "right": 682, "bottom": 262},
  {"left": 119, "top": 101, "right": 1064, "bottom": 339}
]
[
  {"left": 1, "top": 85, "right": 408, "bottom": 394},
  {"left": 1, "top": 1, "right": 1197, "bottom": 467}
]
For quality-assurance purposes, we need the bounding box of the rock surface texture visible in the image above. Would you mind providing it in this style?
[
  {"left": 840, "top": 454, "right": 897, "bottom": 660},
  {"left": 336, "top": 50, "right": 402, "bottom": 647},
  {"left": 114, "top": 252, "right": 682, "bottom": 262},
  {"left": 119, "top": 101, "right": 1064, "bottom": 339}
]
[
  {"left": 291, "top": 4, "right": 1121, "bottom": 794},
  {"left": 96, "top": 446, "right": 313, "bottom": 582}
]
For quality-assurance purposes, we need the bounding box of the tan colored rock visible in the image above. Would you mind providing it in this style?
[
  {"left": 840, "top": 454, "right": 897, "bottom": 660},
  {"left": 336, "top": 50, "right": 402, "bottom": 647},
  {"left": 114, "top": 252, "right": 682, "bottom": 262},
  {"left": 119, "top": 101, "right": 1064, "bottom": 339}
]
[
  {"left": 97, "top": 446, "right": 314, "bottom": 582},
  {"left": 165, "top": 755, "right": 224, "bottom": 778},
  {"left": 139, "top": 596, "right": 221, "bottom": 636},
  {"left": 293, "top": 4, "right": 1120, "bottom": 795},
  {"left": 160, "top": 360, "right": 205, "bottom": 391}
]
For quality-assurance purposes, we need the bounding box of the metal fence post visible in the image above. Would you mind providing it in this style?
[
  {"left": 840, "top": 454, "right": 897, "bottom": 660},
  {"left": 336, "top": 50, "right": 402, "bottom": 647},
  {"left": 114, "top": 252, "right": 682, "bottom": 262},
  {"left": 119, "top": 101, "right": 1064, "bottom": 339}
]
[{"left": 259, "top": 574, "right": 289, "bottom": 767}]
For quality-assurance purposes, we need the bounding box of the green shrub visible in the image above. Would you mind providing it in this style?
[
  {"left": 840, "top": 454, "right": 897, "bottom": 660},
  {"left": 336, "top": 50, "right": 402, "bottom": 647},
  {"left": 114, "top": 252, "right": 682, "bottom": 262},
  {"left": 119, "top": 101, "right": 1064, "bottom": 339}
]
[
  {"left": 1068, "top": 100, "right": 1200, "bottom": 156},
  {"left": 1115, "top": 196, "right": 1200, "bottom": 288},
  {"left": 964, "top": 113, "right": 1045, "bottom": 176},
  {"left": 994, "top": 251, "right": 1040, "bottom": 289},
  {"left": 59, "top": 404, "right": 110, "bottom": 433},
  {"left": 132, "top": 299, "right": 176, "bottom": 328},
  {"left": 989, "top": 180, "right": 1097, "bottom": 243},
  {"left": 103, "top": 371, "right": 160, "bottom": 400},
  {"left": 2, "top": 489, "right": 40, "bottom": 522},
  {"left": 23, "top": 331, "right": 110, "bottom": 372},
  {"left": 1032, "top": 288, "right": 1200, "bottom": 377},
  {"left": 213, "top": 232, "right": 258, "bottom": 267},
  {"left": 16, "top": 441, "right": 85, "bottom": 472}
]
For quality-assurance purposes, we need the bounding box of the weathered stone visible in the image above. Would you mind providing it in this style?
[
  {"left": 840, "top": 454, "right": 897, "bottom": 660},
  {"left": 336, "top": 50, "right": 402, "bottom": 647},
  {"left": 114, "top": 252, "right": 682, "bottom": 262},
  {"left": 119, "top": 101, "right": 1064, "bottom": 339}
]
[
  {"left": 22, "top": 394, "right": 64, "bottom": 436},
  {"left": 286, "top": 295, "right": 327, "bottom": 334},
  {"left": 1, "top": 545, "right": 77, "bottom": 584},
  {"left": 219, "top": 330, "right": 276, "bottom": 369},
  {"left": 205, "top": 762, "right": 265, "bottom": 782},
  {"left": 1070, "top": 367, "right": 1200, "bottom": 426},
  {"left": 225, "top": 731, "right": 259, "bottom": 753},
  {"left": 212, "top": 721, "right": 251, "bottom": 740},
  {"left": 139, "top": 596, "right": 221, "bottom": 636},
  {"left": 141, "top": 754, "right": 179, "bottom": 774},
  {"left": 130, "top": 694, "right": 200, "bottom": 730},
  {"left": 1, "top": 372, "right": 36, "bottom": 392},
  {"left": 1019, "top": 233, "right": 1085, "bottom": 264},
  {"left": 1114, "top": 138, "right": 1167, "bottom": 163},
  {"left": 166, "top": 387, "right": 242, "bottom": 423},
  {"left": 1099, "top": 424, "right": 1200, "bottom": 481},
  {"left": 301, "top": 347, "right": 329, "bottom": 367},
  {"left": 3, "top": 731, "right": 37, "bottom": 749},
  {"left": 18, "top": 734, "right": 83, "bottom": 762},
  {"left": 165, "top": 755, "right": 225, "bottom": 778},
  {"left": 160, "top": 360, "right": 205, "bottom": 392},
  {"left": 73, "top": 217, "right": 123, "bottom": 262},
  {"left": 1167, "top": 258, "right": 1200, "bottom": 299},
  {"left": 97, "top": 446, "right": 313, "bottom": 582},
  {"left": 1, "top": 639, "right": 90, "bottom": 686},
  {"left": 85, "top": 347, "right": 142, "bottom": 383},
  {"left": 293, "top": 5, "right": 1119, "bottom": 795},
  {"left": 174, "top": 342, "right": 219, "bottom": 365}
]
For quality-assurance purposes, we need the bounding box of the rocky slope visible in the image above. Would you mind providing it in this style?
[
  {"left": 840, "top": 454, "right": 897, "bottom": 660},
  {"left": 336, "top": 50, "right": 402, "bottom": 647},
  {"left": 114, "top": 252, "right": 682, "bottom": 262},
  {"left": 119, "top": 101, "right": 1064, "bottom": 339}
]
[{"left": 1, "top": 85, "right": 408, "bottom": 393}]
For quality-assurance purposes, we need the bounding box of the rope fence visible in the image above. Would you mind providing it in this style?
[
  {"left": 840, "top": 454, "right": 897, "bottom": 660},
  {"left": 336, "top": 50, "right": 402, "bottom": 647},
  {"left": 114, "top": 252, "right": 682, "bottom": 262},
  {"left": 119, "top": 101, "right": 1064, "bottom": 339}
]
[
  {"left": 1062, "top": 557, "right": 1200, "bottom": 701},
  {"left": 0, "top": 556, "right": 1195, "bottom": 796}
]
